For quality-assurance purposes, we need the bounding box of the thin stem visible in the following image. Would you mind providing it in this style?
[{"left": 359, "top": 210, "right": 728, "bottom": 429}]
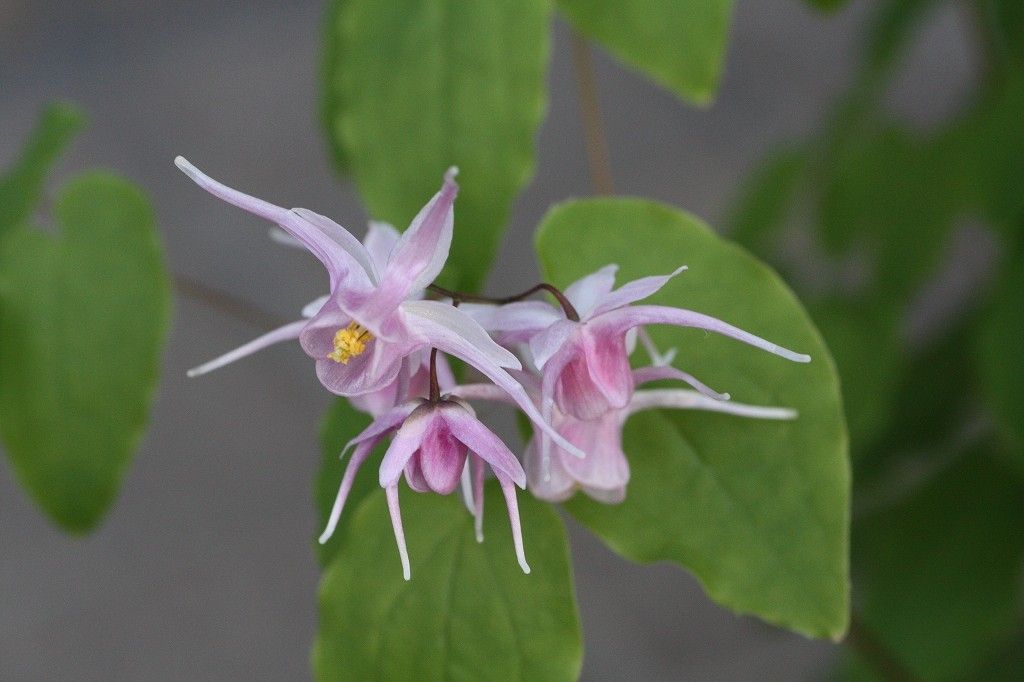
[
  {"left": 173, "top": 275, "right": 289, "bottom": 330},
  {"left": 427, "top": 282, "right": 580, "bottom": 322},
  {"left": 569, "top": 30, "right": 614, "bottom": 196},
  {"left": 845, "top": 614, "right": 919, "bottom": 682},
  {"left": 429, "top": 348, "right": 441, "bottom": 403}
]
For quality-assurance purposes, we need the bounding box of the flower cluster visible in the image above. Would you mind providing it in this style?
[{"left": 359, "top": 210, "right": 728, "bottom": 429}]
[{"left": 177, "top": 158, "right": 808, "bottom": 580}]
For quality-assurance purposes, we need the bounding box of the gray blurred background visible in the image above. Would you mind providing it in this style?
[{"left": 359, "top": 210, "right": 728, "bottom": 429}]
[{"left": 0, "top": 1, "right": 973, "bottom": 679}]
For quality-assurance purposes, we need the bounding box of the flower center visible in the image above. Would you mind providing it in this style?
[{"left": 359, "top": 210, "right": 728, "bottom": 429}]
[{"left": 328, "top": 322, "right": 373, "bottom": 364}]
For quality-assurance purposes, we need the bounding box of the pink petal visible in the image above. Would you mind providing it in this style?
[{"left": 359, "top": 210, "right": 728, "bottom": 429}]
[
  {"left": 378, "top": 406, "right": 434, "bottom": 486},
  {"left": 529, "top": 319, "right": 579, "bottom": 370},
  {"left": 582, "top": 485, "right": 626, "bottom": 504},
  {"left": 632, "top": 365, "right": 730, "bottom": 402},
  {"left": 381, "top": 168, "right": 458, "bottom": 295},
  {"left": 186, "top": 319, "right": 307, "bottom": 377},
  {"left": 441, "top": 403, "right": 525, "bottom": 488},
  {"left": 418, "top": 415, "right": 468, "bottom": 494},
  {"left": 590, "top": 266, "right": 687, "bottom": 317},
  {"left": 593, "top": 305, "right": 811, "bottom": 363},
  {"left": 402, "top": 300, "right": 520, "bottom": 369},
  {"left": 404, "top": 304, "right": 587, "bottom": 460},
  {"left": 564, "top": 264, "right": 618, "bottom": 319},
  {"left": 403, "top": 454, "right": 431, "bottom": 493},
  {"left": 341, "top": 401, "right": 419, "bottom": 458},
  {"left": 558, "top": 414, "right": 630, "bottom": 495},
  {"left": 494, "top": 470, "right": 530, "bottom": 575},
  {"left": 174, "top": 157, "right": 372, "bottom": 289},
  {"left": 318, "top": 437, "right": 378, "bottom": 544},
  {"left": 363, "top": 221, "right": 401, "bottom": 275},
  {"left": 385, "top": 485, "right": 411, "bottom": 580},
  {"left": 524, "top": 437, "right": 577, "bottom": 503},
  {"left": 461, "top": 301, "right": 562, "bottom": 344}
]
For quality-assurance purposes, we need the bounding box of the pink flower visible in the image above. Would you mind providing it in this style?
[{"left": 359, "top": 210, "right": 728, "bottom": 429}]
[
  {"left": 318, "top": 398, "right": 529, "bottom": 580},
  {"left": 452, "top": 366, "right": 796, "bottom": 504},
  {"left": 524, "top": 366, "right": 798, "bottom": 503},
  {"left": 176, "top": 157, "right": 583, "bottom": 457}
]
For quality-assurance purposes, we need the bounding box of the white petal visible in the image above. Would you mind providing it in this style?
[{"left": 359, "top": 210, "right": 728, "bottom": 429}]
[
  {"left": 626, "top": 389, "right": 798, "bottom": 420},
  {"left": 402, "top": 300, "right": 520, "bottom": 369},
  {"left": 590, "top": 266, "right": 687, "bottom": 317},
  {"left": 186, "top": 319, "right": 307, "bottom": 377},
  {"left": 564, "top": 264, "right": 618, "bottom": 319}
]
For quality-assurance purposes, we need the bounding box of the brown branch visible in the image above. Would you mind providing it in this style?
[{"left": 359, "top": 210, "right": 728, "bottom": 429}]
[
  {"left": 845, "top": 614, "right": 920, "bottom": 682},
  {"left": 569, "top": 30, "right": 614, "bottom": 196},
  {"left": 173, "top": 275, "right": 289, "bottom": 331}
]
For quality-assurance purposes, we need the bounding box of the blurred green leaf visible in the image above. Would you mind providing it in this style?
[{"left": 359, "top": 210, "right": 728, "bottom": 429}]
[
  {"left": 0, "top": 103, "right": 86, "bottom": 238},
  {"left": 536, "top": 199, "right": 850, "bottom": 639},
  {"left": 0, "top": 173, "right": 170, "bottom": 532},
  {"left": 804, "top": 0, "right": 848, "bottom": 11},
  {"left": 313, "top": 483, "right": 582, "bottom": 681},
  {"left": 319, "top": 0, "right": 349, "bottom": 174},
  {"left": 315, "top": 398, "right": 378, "bottom": 566},
  {"left": 557, "top": 0, "right": 733, "bottom": 105},
  {"left": 726, "top": 148, "right": 806, "bottom": 256},
  {"left": 811, "top": 300, "right": 903, "bottom": 460},
  {"left": 851, "top": 449, "right": 1024, "bottom": 679},
  {"left": 978, "top": 257, "right": 1024, "bottom": 465},
  {"left": 323, "top": 0, "right": 552, "bottom": 292}
]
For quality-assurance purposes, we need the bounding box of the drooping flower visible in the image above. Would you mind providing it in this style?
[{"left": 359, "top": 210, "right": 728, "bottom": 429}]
[
  {"left": 453, "top": 365, "right": 797, "bottom": 504},
  {"left": 176, "top": 157, "right": 583, "bottom": 457},
  {"left": 318, "top": 397, "right": 529, "bottom": 580}
]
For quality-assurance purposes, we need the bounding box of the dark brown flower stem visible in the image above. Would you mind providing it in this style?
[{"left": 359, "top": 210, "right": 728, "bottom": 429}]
[
  {"left": 428, "top": 348, "right": 441, "bottom": 403},
  {"left": 426, "top": 282, "right": 580, "bottom": 322},
  {"left": 569, "top": 29, "right": 614, "bottom": 196},
  {"left": 845, "top": 614, "right": 919, "bottom": 682}
]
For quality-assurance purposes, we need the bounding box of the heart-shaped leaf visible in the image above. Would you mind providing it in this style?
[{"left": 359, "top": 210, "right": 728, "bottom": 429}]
[
  {"left": 556, "top": 0, "right": 733, "bottom": 105},
  {"left": 0, "top": 108, "right": 169, "bottom": 531},
  {"left": 313, "top": 483, "right": 582, "bottom": 681},
  {"left": 536, "top": 198, "right": 849, "bottom": 639}
]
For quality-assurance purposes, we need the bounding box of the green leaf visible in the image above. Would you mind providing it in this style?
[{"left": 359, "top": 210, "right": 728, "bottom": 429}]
[
  {"left": 726, "top": 148, "right": 806, "bottom": 258},
  {"left": 851, "top": 449, "right": 1024, "bottom": 679},
  {"left": 323, "top": 0, "right": 553, "bottom": 292},
  {"left": 557, "top": 0, "right": 733, "bottom": 105},
  {"left": 804, "top": 0, "right": 849, "bottom": 11},
  {"left": 319, "top": 0, "right": 349, "bottom": 175},
  {"left": 0, "top": 103, "right": 86, "bottom": 238},
  {"left": 536, "top": 199, "right": 850, "bottom": 639},
  {"left": 0, "top": 173, "right": 170, "bottom": 532},
  {"left": 313, "top": 483, "right": 582, "bottom": 681},
  {"left": 315, "top": 398, "right": 378, "bottom": 567},
  {"left": 810, "top": 300, "right": 902, "bottom": 460},
  {"left": 978, "top": 258, "right": 1024, "bottom": 465}
]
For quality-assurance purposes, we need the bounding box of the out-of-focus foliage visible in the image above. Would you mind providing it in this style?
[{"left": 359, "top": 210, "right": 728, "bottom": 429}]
[
  {"left": 537, "top": 199, "right": 850, "bottom": 639},
  {"left": 556, "top": 0, "right": 734, "bottom": 104},
  {"left": 850, "top": 449, "right": 1024, "bottom": 680},
  {"left": 321, "top": 0, "right": 552, "bottom": 293},
  {"left": 0, "top": 104, "right": 170, "bottom": 532},
  {"left": 313, "top": 482, "right": 582, "bottom": 681},
  {"left": 729, "top": 0, "right": 1024, "bottom": 677}
]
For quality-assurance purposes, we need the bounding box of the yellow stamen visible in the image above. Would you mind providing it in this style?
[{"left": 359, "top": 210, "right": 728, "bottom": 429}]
[{"left": 328, "top": 322, "right": 373, "bottom": 364}]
